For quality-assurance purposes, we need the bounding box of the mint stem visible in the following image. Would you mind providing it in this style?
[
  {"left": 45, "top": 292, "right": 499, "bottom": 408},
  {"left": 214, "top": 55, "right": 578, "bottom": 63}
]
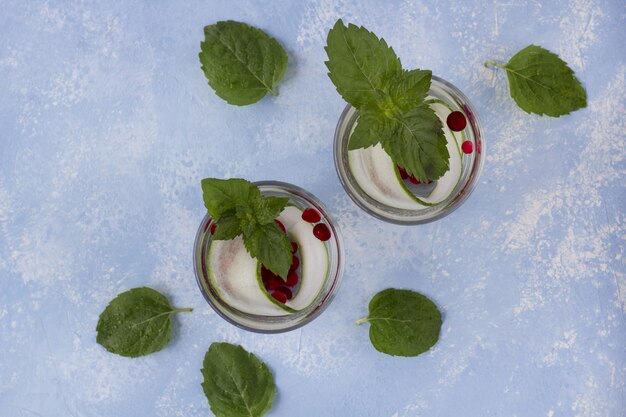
[
  {"left": 355, "top": 317, "right": 369, "bottom": 325},
  {"left": 173, "top": 307, "right": 194, "bottom": 313},
  {"left": 269, "top": 88, "right": 279, "bottom": 97},
  {"left": 484, "top": 60, "right": 506, "bottom": 70}
]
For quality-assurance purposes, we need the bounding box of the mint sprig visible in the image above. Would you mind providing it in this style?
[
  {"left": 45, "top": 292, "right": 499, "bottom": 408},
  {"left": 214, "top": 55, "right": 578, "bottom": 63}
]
[
  {"left": 485, "top": 45, "right": 587, "bottom": 117},
  {"left": 201, "top": 178, "right": 292, "bottom": 278},
  {"left": 325, "top": 20, "right": 447, "bottom": 183}
]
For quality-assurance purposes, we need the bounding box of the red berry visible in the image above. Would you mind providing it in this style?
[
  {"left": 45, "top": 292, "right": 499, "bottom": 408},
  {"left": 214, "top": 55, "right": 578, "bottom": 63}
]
[
  {"left": 302, "top": 208, "right": 321, "bottom": 223},
  {"left": 291, "top": 241, "right": 298, "bottom": 253},
  {"left": 461, "top": 141, "right": 474, "bottom": 154},
  {"left": 313, "top": 223, "right": 331, "bottom": 241},
  {"left": 291, "top": 255, "right": 300, "bottom": 271},
  {"left": 271, "top": 291, "right": 287, "bottom": 304},
  {"left": 261, "top": 266, "right": 273, "bottom": 282},
  {"left": 286, "top": 271, "right": 299, "bottom": 286},
  {"left": 277, "top": 286, "right": 293, "bottom": 300},
  {"left": 477, "top": 139, "right": 482, "bottom": 154},
  {"left": 210, "top": 223, "right": 217, "bottom": 235},
  {"left": 397, "top": 165, "right": 409, "bottom": 180},
  {"left": 409, "top": 175, "right": 421, "bottom": 184},
  {"left": 265, "top": 276, "right": 282, "bottom": 291},
  {"left": 447, "top": 111, "right": 467, "bottom": 131},
  {"left": 275, "top": 219, "right": 286, "bottom": 233}
]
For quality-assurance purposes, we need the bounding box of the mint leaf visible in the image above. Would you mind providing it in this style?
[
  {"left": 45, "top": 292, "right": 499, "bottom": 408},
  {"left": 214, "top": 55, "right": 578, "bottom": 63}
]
[
  {"left": 213, "top": 214, "right": 242, "bottom": 240},
  {"left": 201, "top": 342, "right": 275, "bottom": 417},
  {"left": 389, "top": 69, "right": 432, "bottom": 112},
  {"left": 199, "top": 21, "right": 288, "bottom": 106},
  {"left": 96, "top": 287, "right": 192, "bottom": 358},
  {"left": 348, "top": 108, "right": 395, "bottom": 150},
  {"left": 251, "top": 196, "right": 290, "bottom": 224},
  {"left": 243, "top": 222, "right": 292, "bottom": 279},
  {"left": 486, "top": 45, "right": 587, "bottom": 117},
  {"left": 357, "top": 288, "right": 442, "bottom": 357},
  {"left": 382, "top": 105, "right": 449, "bottom": 182},
  {"left": 325, "top": 19, "right": 401, "bottom": 108},
  {"left": 201, "top": 178, "right": 260, "bottom": 220}
]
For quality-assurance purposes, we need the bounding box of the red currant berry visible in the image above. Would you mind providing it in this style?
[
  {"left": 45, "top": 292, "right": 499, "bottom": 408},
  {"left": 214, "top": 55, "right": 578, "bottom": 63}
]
[
  {"left": 461, "top": 141, "right": 474, "bottom": 154},
  {"left": 286, "top": 271, "right": 299, "bottom": 286},
  {"left": 409, "top": 175, "right": 421, "bottom": 185},
  {"left": 271, "top": 291, "right": 287, "bottom": 304},
  {"left": 302, "top": 208, "right": 321, "bottom": 223},
  {"left": 397, "top": 165, "right": 409, "bottom": 180},
  {"left": 447, "top": 111, "right": 467, "bottom": 131},
  {"left": 277, "top": 286, "right": 293, "bottom": 300},
  {"left": 313, "top": 223, "right": 331, "bottom": 241},
  {"left": 210, "top": 223, "right": 216, "bottom": 235}
]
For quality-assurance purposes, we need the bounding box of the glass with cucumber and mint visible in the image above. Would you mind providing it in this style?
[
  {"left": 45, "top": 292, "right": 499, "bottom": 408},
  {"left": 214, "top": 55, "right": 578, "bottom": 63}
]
[
  {"left": 327, "top": 20, "right": 484, "bottom": 224},
  {"left": 193, "top": 179, "right": 343, "bottom": 333}
]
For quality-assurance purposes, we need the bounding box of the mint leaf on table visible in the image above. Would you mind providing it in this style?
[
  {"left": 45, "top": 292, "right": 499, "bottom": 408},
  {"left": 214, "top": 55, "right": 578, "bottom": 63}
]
[
  {"left": 485, "top": 44, "right": 587, "bottom": 117},
  {"left": 199, "top": 20, "right": 288, "bottom": 106},
  {"left": 325, "top": 20, "right": 447, "bottom": 182},
  {"left": 201, "top": 342, "right": 275, "bottom": 417},
  {"left": 96, "top": 287, "right": 192, "bottom": 358},
  {"left": 357, "top": 288, "right": 442, "bottom": 357},
  {"left": 201, "top": 178, "right": 292, "bottom": 278},
  {"left": 325, "top": 19, "right": 402, "bottom": 108},
  {"left": 242, "top": 222, "right": 293, "bottom": 279}
]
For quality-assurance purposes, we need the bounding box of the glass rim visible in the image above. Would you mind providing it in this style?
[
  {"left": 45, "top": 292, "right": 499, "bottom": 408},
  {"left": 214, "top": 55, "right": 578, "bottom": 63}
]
[
  {"left": 333, "top": 75, "right": 485, "bottom": 225},
  {"left": 192, "top": 180, "right": 344, "bottom": 333}
]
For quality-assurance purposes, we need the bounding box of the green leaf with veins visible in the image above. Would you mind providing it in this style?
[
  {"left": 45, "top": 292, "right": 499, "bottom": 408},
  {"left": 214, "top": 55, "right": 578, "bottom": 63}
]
[
  {"left": 96, "top": 287, "right": 192, "bottom": 358},
  {"left": 485, "top": 45, "right": 587, "bottom": 117},
  {"left": 251, "top": 196, "right": 290, "bottom": 224},
  {"left": 242, "top": 222, "right": 292, "bottom": 279},
  {"left": 325, "top": 19, "right": 401, "bottom": 108},
  {"left": 389, "top": 69, "right": 432, "bottom": 112},
  {"left": 201, "top": 178, "right": 260, "bottom": 220},
  {"left": 213, "top": 214, "right": 243, "bottom": 240},
  {"left": 381, "top": 105, "right": 449, "bottom": 182},
  {"left": 357, "top": 288, "right": 442, "bottom": 357},
  {"left": 348, "top": 108, "right": 397, "bottom": 151},
  {"left": 201, "top": 342, "right": 275, "bottom": 417},
  {"left": 199, "top": 21, "right": 288, "bottom": 106}
]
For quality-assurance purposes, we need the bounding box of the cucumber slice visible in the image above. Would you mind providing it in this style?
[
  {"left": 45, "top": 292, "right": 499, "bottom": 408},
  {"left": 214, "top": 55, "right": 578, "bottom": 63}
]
[
  {"left": 207, "top": 236, "right": 287, "bottom": 316},
  {"left": 277, "top": 206, "right": 329, "bottom": 311}
]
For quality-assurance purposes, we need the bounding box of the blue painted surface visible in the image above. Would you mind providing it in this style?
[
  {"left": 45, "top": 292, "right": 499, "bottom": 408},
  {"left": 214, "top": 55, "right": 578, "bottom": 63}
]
[{"left": 0, "top": 1, "right": 624, "bottom": 416}]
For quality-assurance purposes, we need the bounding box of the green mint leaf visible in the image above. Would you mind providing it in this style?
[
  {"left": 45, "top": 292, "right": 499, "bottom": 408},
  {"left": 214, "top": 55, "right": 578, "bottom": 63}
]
[
  {"left": 201, "top": 342, "right": 275, "bottom": 417},
  {"left": 96, "top": 287, "right": 192, "bottom": 358},
  {"left": 325, "top": 19, "right": 401, "bottom": 108},
  {"left": 201, "top": 178, "right": 260, "bottom": 220},
  {"left": 381, "top": 105, "right": 449, "bottom": 182},
  {"left": 348, "top": 108, "right": 396, "bottom": 151},
  {"left": 242, "top": 222, "right": 292, "bottom": 279},
  {"left": 212, "top": 214, "right": 243, "bottom": 240},
  {"left": 199, "top": 21, "right": 288, "bottom": 106},
  {"left": 251, "top": 196, "right": 290, "bottom": 224},
  {"left": 357, "top": 288, "right": 442, "bottom": 357},
  {"left": 389, "top": 69, "right": 432, "bottom": 112},
  {"left": 487, "top": 45, "right": 587, "bottom": 117}
]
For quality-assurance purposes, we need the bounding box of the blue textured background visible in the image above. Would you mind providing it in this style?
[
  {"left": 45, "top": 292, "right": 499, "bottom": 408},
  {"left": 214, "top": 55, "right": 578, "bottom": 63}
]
[{"left": 1, "top": 1, "right": 625, "bottom": 416}]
